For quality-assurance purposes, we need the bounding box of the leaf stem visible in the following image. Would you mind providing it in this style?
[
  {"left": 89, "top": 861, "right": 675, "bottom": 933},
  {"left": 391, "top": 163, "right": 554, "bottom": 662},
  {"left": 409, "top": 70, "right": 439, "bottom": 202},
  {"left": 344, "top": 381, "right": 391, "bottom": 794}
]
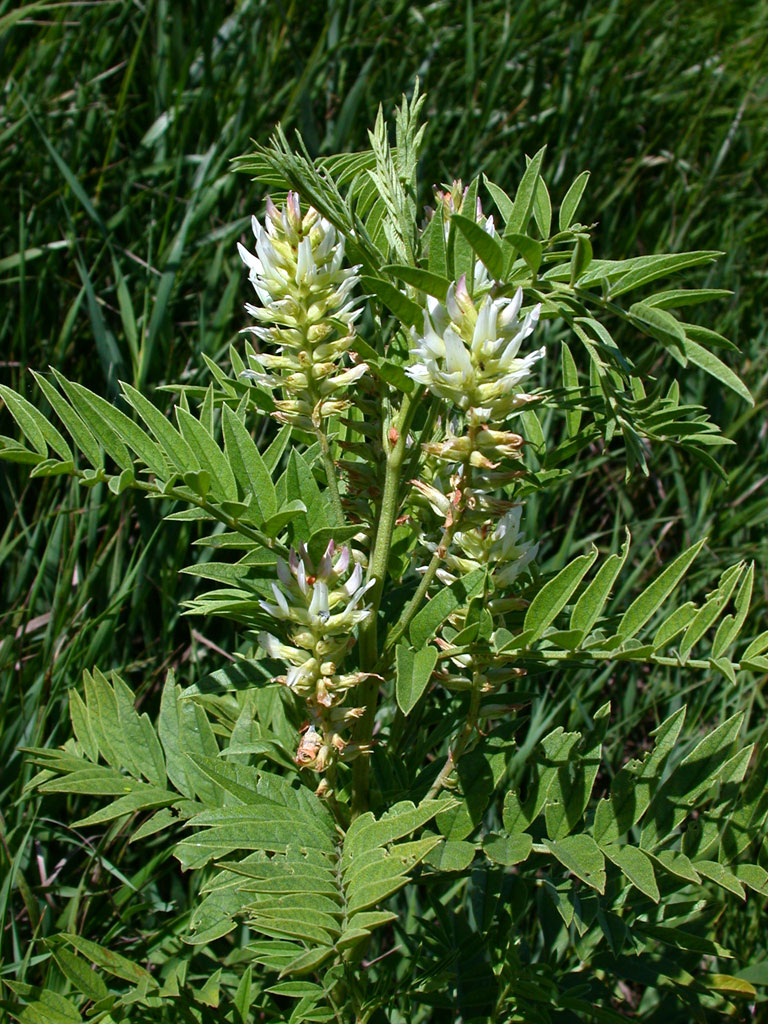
[{"left": 426, "top": 667, "right": 483, "bottom": 800}]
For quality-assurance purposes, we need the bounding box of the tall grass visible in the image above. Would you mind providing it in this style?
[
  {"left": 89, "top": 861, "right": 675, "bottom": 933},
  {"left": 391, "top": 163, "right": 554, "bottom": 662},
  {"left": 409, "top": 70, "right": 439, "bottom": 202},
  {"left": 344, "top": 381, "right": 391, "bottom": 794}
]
[{"left": 1, "top": 0, "right": 767, "bottom": 1010}]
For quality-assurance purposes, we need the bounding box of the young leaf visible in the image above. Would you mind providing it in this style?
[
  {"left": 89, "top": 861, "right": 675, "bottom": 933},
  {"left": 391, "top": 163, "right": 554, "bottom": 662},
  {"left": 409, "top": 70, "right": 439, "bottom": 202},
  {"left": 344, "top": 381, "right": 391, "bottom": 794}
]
[
  {"left": 559, "top": 170, "right": 590, "bottom": 231},
  {"left": 426, "top": 204, "right": 447, "bottom": 277},
  {"left": 505, "top": 145, "right": 546, "bottom": 235}
]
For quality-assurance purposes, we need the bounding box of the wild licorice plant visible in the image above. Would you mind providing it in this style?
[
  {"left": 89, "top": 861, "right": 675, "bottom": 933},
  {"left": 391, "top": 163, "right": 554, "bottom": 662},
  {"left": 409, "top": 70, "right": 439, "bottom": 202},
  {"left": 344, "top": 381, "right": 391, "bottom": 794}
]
[{"left": 3, "top": 92, "right": 768, "bottom": 1022}]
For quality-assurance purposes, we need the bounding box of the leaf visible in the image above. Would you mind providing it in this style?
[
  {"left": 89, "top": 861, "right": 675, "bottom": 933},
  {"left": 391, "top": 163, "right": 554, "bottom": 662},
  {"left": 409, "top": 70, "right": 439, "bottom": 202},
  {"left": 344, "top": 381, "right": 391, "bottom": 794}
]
[
  {"left": 426, "top": 204, "right": 447, "bottom": 276},
  {"left": 712, "top": 563, "right": 753, "bottom": 658},
  {"left": 544, "top": 835, "right": 606, "bottom": 893},
  {"left": 4, "top": 988, "right": 83, "bottom": 1024},
  {"left": 360, "top": 274, "right": 422, "bottom": 327},
  {"left": 61, "top": 935, "right": 156, "bottom": 986},
  {"left": 651, "top": 602, "right": 697, "bottom": 651},
  {"left": 602, "top": 845, "right": 660, "bottom": 902},
  {"left": 570, "top": 531, "right": 630, "bottom": 639},
  {"left": 617, "top": 538, "right": 706, "bottom": 640},
  {"left": 425, "top": 839, "right": 476, "bottom": 871},
  {"left": 450, "top": 213, "right": 505, "bottom": 280},
  {"left": 629, "top": 302, "right": 686, "bottom": 347},
  {"left": 593, "top": 707, "right": 686, "bottom": 844},
  {"left": 505, "top": 232, "right": 543, "bottom": 275},
  {"left": 705, "top": 975, "right": 756, "bottom": 998},
  {"left": 280, "top": 946, "right": 334, "bottom": 978},
  {"left": 694, "top": 861, "right": 746, "bottom": 899},
  {"left": 285, "top": 448, "right": 336, "bottom": 530},
  {"left": 121, "top": 382, "right": 199, "bottom": 474},
  {"left": 176, "top": 407, "right": 238, "bottom": 501},
  {"left": 483, "top": 832, "right": 533, "bottom": 867},
  {"left": 395, "top": 643, "right": 438, "bottom": 715},
  {"left": 50, "top": 948, "right": 109, "bottom": 1004},
  {"left": 436, "top": 750, "right": 500, "bottom": 840},
  {"left": 0, "top": 384, "right": 70, "bottom": 459},
  {"left": 569, "top": 235, "right": 593, "bottom": 284},
  {"left": 524, "top": 547, "right": 598, "bottom": 642},
  {"left": 640, "top": 713, "right": 744, "bottom": 849},
  {"left": 733, "top": 864, "right": 768, "bottom": 897},
  {"left": 652, "top": 850, "right": 701, "bottom": 884},
  {"left": 158, "top": 671, "right": 222, "bottom": 805},
  {"left": 505, "top": 146, "right": 546, "bottom": 235},
  {"left": 483, "top": 177, "right": 514, "bottom": 225},
  {"left": 222, "top": 405, "right": 277, "bottom": 519},
  {"left": 383, "top": 264, "right": 449, "bottom": 301},
  {"left": 30, "top": 371, "right": 102, "bottom": 469},
  {"left": 559, "top": 170, "right": 590, "bottom": 231},
  {"left": 644, "top": 288, "right": 732, "bottom": 309},
  {"left": 682, "top": 336, "right": 753, "bottom": 404},
  {"left": 51, "top": 372, "right": 133, "bottom": 471},
  {"left": 678, "top": 562, "right": 744, "bottom": 662},
  {"left": 742, "top": 630, "right": 768, "bottom": 662},
  {"left": 608, "top": 251, "right": 722, "bottom": 298},
  {"left": 408, "top": 568, "right": 486, "bottom": 648},
  {"left": 344, "top": 800, "right": 450, "bottom": 863},
  {"left": 450, "top": 176, "right": 478, "bottom": 282},
  {"left": 263, "top": 500, "right": 307, "bottom": 539},
  {"left": 533, "top": 176, "right": 552, "bottom": 238},
  {"left": 560, "top": 342, "right": 582, "bottom": 437}
]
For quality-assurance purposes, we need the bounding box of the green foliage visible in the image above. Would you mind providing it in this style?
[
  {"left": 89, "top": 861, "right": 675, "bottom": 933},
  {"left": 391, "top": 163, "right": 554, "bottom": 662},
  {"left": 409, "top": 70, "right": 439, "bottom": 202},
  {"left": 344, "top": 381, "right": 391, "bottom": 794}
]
[{"left": 2, "top": 12, "right": 768, "bottom": 1019}]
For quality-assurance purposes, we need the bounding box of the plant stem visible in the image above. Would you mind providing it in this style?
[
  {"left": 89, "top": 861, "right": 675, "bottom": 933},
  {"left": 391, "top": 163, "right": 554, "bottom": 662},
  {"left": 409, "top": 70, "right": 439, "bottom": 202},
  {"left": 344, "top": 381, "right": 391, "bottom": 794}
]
[
  {"left": 315, "top": 424, "right": 345, "bottom": 526},
  {"left": 350, "top": 391, "right": 417, "bottom": 816}
]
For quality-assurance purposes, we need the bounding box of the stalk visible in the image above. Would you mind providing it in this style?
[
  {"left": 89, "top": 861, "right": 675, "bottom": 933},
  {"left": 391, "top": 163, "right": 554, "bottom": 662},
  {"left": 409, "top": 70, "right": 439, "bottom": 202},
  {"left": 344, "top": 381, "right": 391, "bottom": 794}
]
[{"left": 350, "top": 391, "right": 417, "bottom": 816}]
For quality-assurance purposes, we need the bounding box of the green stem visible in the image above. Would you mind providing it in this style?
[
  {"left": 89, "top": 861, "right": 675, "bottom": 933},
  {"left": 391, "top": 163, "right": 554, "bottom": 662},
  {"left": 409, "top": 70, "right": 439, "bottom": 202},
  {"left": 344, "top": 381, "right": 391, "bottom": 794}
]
[
  {"left": 350, "top": 391, "right": 417, "bottom": 816},
  {"left": 316, "top": 425, "right": 345, "bottom": 526}
]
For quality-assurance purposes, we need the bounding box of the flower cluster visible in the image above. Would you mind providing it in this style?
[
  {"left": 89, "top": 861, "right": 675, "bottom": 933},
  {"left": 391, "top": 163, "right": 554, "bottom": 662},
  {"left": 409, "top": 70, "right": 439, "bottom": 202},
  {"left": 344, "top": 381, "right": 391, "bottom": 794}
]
[
  {"left": 238, "top": 193, "right": 366, "bottom": 431},
  {"left": 259, "top": 540, "right": 374, "bottom": 778},
  {"left": 426, "top": 505, "right": 537, "bottom": 592},
  {"left": 407, "top": 281, "right": 543, "bottom": 424}
]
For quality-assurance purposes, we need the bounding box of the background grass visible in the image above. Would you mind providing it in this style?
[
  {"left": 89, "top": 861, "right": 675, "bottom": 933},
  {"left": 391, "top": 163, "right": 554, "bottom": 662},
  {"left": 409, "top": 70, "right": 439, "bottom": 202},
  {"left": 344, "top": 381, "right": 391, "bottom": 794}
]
[{"left": 1, "top": 0, "right": 767, "bottom": 1016}]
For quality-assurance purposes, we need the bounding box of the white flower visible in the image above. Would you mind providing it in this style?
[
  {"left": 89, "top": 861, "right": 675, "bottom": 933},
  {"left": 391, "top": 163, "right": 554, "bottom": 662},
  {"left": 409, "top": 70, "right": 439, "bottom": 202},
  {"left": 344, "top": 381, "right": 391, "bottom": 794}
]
[
  {"left": 259, "top": 540, "right": 374, "bottom": 634},
  {"left": 238, "top": 193, "right": 361, "bottom": 333},
  {"left": 407, "top": 280, "right": 544, "bottom": 423},
  {"left": 237, "top": 192, "right": 366, "bottom": 430},
  {"left": 422, "top": 506, "right": 538, "bottom": 586}
]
